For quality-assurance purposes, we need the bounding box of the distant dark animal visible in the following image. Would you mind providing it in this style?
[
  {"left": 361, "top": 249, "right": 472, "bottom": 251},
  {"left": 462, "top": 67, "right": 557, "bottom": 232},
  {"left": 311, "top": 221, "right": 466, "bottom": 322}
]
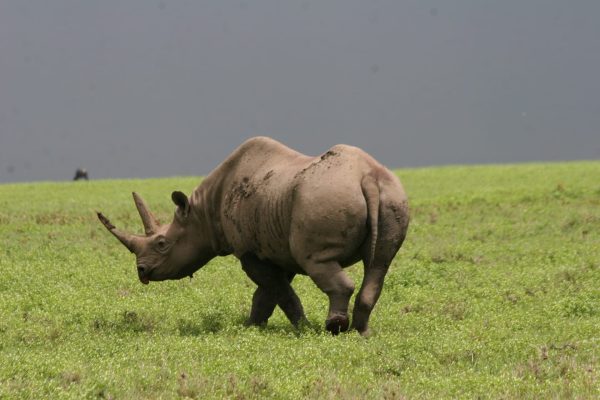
[
  {"left": 97, "top": 137, "right": 409, "bottom": 335},
  {"left": 73, "top": 168, "right": 89, "bottom": 181}
]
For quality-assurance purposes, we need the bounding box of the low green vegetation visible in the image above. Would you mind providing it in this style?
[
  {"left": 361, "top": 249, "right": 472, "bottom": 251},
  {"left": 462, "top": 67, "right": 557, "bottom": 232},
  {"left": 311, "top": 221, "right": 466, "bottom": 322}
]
[{"left": 0, "top": 161, "right": 599, "bottom": 399}]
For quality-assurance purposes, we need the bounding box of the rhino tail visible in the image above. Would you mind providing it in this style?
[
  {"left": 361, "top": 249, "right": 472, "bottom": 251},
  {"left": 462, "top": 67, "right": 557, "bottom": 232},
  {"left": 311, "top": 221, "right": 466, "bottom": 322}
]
[{"left": 361, "top": 175, "right": 380, "bottom": 268}]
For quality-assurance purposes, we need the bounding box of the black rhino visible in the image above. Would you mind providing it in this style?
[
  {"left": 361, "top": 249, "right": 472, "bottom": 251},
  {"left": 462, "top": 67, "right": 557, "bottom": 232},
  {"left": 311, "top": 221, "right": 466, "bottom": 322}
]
[{"left": 98, "top": 137, "right": 409, "bottom": 335}]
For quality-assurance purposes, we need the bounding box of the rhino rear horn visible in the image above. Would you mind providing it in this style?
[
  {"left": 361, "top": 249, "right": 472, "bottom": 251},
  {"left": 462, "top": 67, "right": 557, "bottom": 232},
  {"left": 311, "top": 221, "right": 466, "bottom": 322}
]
[{"left": 132, "top": 192, "right": 160, "bottom": 236}]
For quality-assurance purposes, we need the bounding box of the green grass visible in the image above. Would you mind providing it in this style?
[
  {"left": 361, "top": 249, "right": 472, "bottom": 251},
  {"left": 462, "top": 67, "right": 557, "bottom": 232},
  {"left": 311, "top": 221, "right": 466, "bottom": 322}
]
[{"left": 0, "top": 161, "right": 599, "bottom": 399}]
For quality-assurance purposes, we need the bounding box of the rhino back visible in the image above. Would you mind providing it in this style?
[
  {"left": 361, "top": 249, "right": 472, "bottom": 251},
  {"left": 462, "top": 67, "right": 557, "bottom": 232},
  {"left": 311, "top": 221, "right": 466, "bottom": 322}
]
[
  {"left": 194, "top": 137, "right": 311, "bottom": 265},
  {"left": 194, "top": 137, "right": 404, "bottom": 271}
]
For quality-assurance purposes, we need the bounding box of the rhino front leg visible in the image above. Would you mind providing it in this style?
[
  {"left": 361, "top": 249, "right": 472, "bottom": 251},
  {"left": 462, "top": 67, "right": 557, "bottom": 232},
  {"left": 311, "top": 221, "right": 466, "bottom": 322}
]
[
  {"left": 240, "top": 254, "right": 306, "bottom": 327},
  {"left": 247, "top": 286, "right": 277, "bottom": 326},
  {"left": 246, "top": 278, "right": 302, "bottom": 326}
]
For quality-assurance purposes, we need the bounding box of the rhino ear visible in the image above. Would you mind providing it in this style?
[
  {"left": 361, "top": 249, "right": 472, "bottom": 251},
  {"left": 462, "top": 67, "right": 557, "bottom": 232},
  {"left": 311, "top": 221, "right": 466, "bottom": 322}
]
[{"left": 171, "top": 191, "right": 190, "bottom": 218}]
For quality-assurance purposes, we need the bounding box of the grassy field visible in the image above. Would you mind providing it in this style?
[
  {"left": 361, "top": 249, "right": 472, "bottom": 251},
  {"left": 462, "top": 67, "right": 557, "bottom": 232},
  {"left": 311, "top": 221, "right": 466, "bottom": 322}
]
[{"left": 0, "top": 161, "right": 599, "bottom": 399}]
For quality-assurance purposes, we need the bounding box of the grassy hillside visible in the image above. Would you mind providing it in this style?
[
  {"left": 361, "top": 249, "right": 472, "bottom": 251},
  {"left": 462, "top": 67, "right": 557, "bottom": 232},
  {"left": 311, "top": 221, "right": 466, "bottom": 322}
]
[{"left": 0, "top": 161, "right": 599, "bottom": 399}]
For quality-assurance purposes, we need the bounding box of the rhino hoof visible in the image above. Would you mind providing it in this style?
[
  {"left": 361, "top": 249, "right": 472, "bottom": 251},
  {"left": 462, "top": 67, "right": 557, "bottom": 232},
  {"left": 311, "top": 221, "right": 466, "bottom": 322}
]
[
  {"left": 325, "top": 314, "right": 349, "bottom": 335},
  {"left": 358, "top": 328, "right": 372, "bottom": 338}
]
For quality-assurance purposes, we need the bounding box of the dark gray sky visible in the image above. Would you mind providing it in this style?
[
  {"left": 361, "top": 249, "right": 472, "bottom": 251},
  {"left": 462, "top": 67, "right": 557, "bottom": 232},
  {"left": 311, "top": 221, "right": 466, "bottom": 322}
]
[{"left": 1, "top": 1, "right": 599, "bottom": 183}]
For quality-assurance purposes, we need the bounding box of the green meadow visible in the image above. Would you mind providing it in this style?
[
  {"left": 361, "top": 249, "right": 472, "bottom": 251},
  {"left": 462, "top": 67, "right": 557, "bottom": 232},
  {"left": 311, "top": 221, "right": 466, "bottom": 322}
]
[{"left": 0, "top": 161, "right": 599, "bottom": 399}]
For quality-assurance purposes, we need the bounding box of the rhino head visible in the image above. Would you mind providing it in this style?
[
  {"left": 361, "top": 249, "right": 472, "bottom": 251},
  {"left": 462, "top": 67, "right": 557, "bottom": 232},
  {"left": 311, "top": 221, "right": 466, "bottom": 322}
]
[{"left": 97, "top": 191, "right": 211, "bottom": 284}]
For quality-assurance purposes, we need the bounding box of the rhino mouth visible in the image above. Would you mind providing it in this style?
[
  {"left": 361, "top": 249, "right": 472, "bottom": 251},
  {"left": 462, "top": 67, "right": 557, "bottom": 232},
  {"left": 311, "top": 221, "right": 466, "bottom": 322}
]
[{"left": 137, "top": 265, "right": 152, "bottom": 285}]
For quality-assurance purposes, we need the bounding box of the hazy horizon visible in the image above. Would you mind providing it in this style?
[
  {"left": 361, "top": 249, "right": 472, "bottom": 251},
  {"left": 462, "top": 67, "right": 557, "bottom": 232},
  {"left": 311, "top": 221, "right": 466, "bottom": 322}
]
[{"left": 1, "top": 1, "right": 599, "bottom": 183}]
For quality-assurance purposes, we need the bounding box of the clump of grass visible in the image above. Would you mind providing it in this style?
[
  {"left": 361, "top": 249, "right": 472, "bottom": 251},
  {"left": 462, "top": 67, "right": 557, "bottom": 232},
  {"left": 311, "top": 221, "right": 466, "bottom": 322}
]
[
  {"left": 60, "top": 371, "right": 82, "bottom": 388},
  {"left": 91, "top": 310, "right": 156, "bottom": 333},
  {"left": 176, "top": 372, "right": 207, "bottom": 398}
]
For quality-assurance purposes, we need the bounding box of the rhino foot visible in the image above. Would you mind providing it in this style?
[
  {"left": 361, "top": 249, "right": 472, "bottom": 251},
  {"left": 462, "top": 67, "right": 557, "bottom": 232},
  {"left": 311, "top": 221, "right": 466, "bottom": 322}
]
[
  {"left": 244, "top": 318, "right": 268, "bottom": 328},
  {"left": 356, "top": 327, "right": 372, "bottom": 338},
  {"left": 325, "top": 314, "right": 349, "bottom": 335}
]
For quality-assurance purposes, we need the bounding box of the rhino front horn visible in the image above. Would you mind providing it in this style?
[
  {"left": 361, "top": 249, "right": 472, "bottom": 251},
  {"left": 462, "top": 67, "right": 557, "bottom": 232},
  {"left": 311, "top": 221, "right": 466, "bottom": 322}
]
[
  {"left": 132, "top": 192, "right": 160, "bottom": 236},
  {"left": 96, "top": 212, "right": 140, "bottom": 253}
]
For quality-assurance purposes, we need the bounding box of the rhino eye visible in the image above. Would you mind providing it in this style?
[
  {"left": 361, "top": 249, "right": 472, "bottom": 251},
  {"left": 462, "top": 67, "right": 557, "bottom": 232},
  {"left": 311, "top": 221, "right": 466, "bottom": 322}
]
[{"left": 155, "top": 238, "right": 170, "bottom": 253}]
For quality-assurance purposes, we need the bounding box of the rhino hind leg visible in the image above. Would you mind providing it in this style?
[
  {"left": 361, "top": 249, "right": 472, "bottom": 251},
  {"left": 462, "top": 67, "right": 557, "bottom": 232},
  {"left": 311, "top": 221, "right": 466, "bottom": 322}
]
[
  {"left": 240, "top": 254, "right": 306, "bottom": 327},
  {"left": 303, "top": 261, "right": 355, "bottom": 335},
  {"left": 351, "top": 200, "right": 409, "bottom": 336},
  {"left": 350, "top": 263, "right": 391, "bottom": 336}
]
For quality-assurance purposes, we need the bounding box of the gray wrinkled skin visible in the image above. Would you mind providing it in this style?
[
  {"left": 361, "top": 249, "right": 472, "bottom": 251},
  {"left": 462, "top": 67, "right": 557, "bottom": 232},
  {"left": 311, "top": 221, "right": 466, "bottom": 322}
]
[{"left": 98, "top": 137, "right": 409, "bottom": 335}]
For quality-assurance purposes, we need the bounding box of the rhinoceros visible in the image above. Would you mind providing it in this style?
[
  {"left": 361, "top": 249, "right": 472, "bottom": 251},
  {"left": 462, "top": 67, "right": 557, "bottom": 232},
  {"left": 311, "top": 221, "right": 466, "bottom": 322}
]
[{"left": 97, "top": 137, "right": 409, "bottom": 335}]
